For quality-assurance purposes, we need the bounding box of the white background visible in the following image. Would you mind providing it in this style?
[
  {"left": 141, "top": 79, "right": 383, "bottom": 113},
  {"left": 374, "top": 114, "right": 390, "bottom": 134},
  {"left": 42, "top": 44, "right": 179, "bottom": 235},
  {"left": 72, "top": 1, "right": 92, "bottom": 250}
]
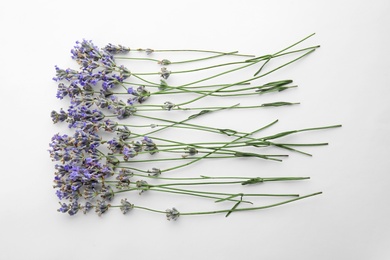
[{"left": 0, "top": 0, "right": 389, "bottom": 259}]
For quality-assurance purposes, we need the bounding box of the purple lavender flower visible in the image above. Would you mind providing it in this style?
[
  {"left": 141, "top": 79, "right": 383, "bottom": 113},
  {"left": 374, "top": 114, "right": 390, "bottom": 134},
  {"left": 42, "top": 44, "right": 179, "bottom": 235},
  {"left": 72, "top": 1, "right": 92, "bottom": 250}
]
[
  {"left": 123, "top": 146, "right": 137, "bottom": 161},
  {"left": 126, "top": 86, "right": 150, "bottom": 104},
  {"left": 103, "top": 43, "right": 130, "bottom": 54},
  {"left": 127, "top": 87, "right": 136, "bottom": 95},
  {"left": 116, "top": 169, "right": 132, "bottom": 189},
  {"left": 82, "top": 202, "right": 93, "bottom": 214},
  {"left": 120, "top": 199, "right": 134, "bottom": 214},
  {"left": 57, "top": 202, "right": 69, "bottom": 213},
  {"left": 53, "top": 66, "right": 79, "bottom": 81},
  {"left": 67, "top": 106, "right": 104, "bottom": 128},
  {"left": 101, "top": 75, "right": 121, "bottom": 90},
  {"left": 142, "top": 136, "right": 158, "bottom": 154},
  {"left": 56, "top": 190, "right": 68, "bottom": 200},
  {"left": 51, "top": 109, "right": 68, "bottom": 123},
  {"left": 107, "top": 138, "right": 124, "bottom": 153},
  {"left": 71, "top": 40, "right": 102, "bottom": 64},
  {"left": 95, "top": 200, "right": 109, "bottom": 216},
  {"left": 101, "top": 119, "right": 118, "bottom": 132},
  {"left": 117, "top": 125, "right": 131, "bottom": 141},
  {"left": 133, "top": 140, "right": 143, "bottom": 153},
  {"left": 119, "top": 65, "right": 131, "bottom": 79},
  {"left": 56, "top": 83, "right": 68, "bottom": 99},
  {"left": 116, "top": 106, "right": 136, "bottom": 120},
  {"left": 101, "top": 185, "right": 115, "bottom": 202},
  {"left": 68, "top": 201, "right": 80, "bottom": 216}
]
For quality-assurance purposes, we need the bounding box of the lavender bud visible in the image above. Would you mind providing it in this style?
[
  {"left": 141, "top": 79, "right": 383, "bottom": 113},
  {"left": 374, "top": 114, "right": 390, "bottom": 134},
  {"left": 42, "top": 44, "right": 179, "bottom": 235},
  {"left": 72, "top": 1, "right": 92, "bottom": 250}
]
[
  {"left": 160, "top": 67, "right": 171, "bottom": 79},
  {"left": 159, "top": 59, "right": 171, "bottom": 65},
  {"left": 163, "top": 101, "right": 175, "bottom": 111},
  {"left": 166, "top": 207, "right": 180, "bottom": 221},
  {"left": 120, "top": 199, "right": 134, "bottom": 214}
]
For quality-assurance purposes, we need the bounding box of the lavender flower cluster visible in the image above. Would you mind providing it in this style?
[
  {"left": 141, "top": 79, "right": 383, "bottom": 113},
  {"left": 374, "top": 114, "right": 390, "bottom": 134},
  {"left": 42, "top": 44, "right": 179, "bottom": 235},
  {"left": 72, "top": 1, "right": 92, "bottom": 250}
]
[{"left": 50, "top": 40, "right": 162, "bottom": 216}]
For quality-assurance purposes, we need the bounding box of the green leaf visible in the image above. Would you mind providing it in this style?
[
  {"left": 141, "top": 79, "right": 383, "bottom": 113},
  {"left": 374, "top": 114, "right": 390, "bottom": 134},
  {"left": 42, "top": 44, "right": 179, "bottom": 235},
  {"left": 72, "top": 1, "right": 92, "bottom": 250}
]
[
  {"left": 188, "top": 110, "right": 212, "bottom": 119},
  {"left": 260, "top": 102, "right": 299, "bottom": 107},
  {"left": 218, "top": 129, "right": 237, "bottom": 136},
  {"left": 241, "top": 177, "right": 264, "bottom": 185}
]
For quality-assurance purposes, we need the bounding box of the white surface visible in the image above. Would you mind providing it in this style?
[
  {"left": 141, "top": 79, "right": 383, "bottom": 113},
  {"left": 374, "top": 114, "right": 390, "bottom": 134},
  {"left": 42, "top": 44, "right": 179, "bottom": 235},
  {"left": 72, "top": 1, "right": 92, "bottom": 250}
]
[{"left": 0, "top": 0, "right": 389, "bottom": 259}]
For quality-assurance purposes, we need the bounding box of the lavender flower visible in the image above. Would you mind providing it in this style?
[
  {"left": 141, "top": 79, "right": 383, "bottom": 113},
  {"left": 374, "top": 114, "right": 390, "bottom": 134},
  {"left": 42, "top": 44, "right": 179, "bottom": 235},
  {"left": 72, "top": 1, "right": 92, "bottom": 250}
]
[
  {"left": 116, "top": 169, "right": 131, "bottom": 189},
  {"left": 123, "top": 146, "right": 137, "bottom": 161},
  {"left": 95, "top": 200, "right": 110, "bottom": 216},
  {"left": 162, "top": 101, "right": 175, "bottom": 111},
  {"left": 160, "top": 67, "right": 171, "bottom": 79},
  {"left": 100, "top": 185, "right": 114, "bottom": 202},
  {"left": 142, "top": 136, "right": 158, "bottom": 154},
  {"left": 103, "top": 43, "right": 130, "bottom": 54},
  {"left": 57, "top": 202, "right": 69, "bottom": 213},
  {"left": 82, "top": 202, "right": 93, "bottom": 214},
  {"left": 119, "top": 65, "right": 131, "bottom": 79},
  {"left": 120, "top": 199, "right": 134, "bottom": 214},
  {"left": 166, "top": 207, "right": 180, "bottom": 221},
  {"left": 107, "top": 138, "right": 124, "bottom": 153},
  {"left": 101, "top": 119, "right": 118, "bottom": 132},
  {"left": 136, "top": 180, "right": 149, "bottom": 195},
  {"left": 147, "top": 168, "right": 161, "bottom": 177},
  {"left": 127, "top": 86, "right": 150, "bottom": 104},
  {"left": 68, "top": 201, "right": 80, "bottom": 216},
  {"left": 51, "top": 109, "right": 68, "bottom": 123},
  {"left": 117, "top": 125, "right": 131, "bottom": 140}
]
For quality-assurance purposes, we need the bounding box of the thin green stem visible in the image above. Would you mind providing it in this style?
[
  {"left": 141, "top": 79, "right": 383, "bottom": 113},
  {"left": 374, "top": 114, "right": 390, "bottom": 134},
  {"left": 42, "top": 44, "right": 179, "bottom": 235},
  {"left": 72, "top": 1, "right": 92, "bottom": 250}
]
[
  {"left": 175, "top": 49, "right": 316, "bottom": 107},
  {"left": 161, "top": 120, "right": 279, "bottom": 173},
  {"left": 150, "top": 49, "right": 255, "bottom": 57},
  {"left": 180, "top": 192, "right": 322, "bottom": 216}
]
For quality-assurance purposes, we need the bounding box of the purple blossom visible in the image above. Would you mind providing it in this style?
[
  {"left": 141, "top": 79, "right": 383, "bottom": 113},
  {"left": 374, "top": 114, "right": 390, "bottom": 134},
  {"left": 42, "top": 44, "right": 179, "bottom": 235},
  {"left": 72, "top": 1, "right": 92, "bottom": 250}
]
[
  {"left": 123, "top": 146, "right": 137, "bottom": 161},
  {"left": 82, "top": 202, "right": 93, "bottom": 214},
  {"left": 51, "top": 109, "right": 68, "bottom": 123},
  {"left": 57, "top": 203, "right": 69, "bottom": 213},
  {"left": 95, "top": 200, "right": 109, "bottom": 216},
  {"left": 103, "top": 43, "right": 130, "bottom": 54},
  {"left": 68, "top": 201, "right": 80, "bottom": 216}
]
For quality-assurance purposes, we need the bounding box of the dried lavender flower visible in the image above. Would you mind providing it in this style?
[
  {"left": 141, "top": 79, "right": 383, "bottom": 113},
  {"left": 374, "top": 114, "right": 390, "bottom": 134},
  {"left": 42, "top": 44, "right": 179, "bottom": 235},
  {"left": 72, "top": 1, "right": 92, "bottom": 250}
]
[{"left": 166, "top": 207, "right": 180, "bottom": 221}]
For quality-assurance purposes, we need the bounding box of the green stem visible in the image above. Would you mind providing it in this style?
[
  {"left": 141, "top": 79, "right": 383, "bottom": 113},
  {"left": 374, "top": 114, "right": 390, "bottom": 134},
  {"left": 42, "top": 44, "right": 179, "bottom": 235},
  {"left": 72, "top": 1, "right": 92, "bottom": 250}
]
[
  {"left": 160, "top": 120, "right": 279, "bottom": 173},
  {"left": 175, "top": 48, "right": 316, "bottom": 107},
  {"left": 133, "top": 102, "right": 299, "bottom": 112},
  {"left": 149, "top": 49, "right": 255, "bottom": 57},
  {"left": 148, "top": 186, "right": 300, "bottom": 199},
  {"left": 180, "top": 192, "right": 322, "bottom": 216}
]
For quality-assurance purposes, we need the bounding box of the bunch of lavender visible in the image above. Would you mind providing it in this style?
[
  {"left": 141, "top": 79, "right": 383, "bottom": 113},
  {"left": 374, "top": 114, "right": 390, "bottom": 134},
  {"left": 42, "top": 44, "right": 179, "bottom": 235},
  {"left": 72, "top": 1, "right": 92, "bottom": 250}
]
[{"left": 50, "top": 34, "right": 340, "bottom": 220}]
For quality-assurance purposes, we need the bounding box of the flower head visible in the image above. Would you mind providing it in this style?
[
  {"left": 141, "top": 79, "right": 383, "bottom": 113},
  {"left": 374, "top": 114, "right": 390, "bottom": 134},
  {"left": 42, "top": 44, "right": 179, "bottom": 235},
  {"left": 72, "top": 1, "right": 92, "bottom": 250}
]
[
  {"left": 166, "top": 207, "right": 180, "bottom": 221},
  {"left": 95, "top": 200, "right": 110, "bottom": 216},
  {"left": 148, "top": 168, "right": 161, "bottom": 177},
  {"left": 82, "top": 202, "right": 93, "bottom": 214},
  {"left": 120, "top": 199, "right": 134, "bottom": 214},
  {"left": 103, "top": 43, "right": 130, "bottom": 54},
  {"left": 160, "top": 67, "right": 171, "bottom": 79},
  {"left": 57, "top": 202, "right": 69, "bottom": 213}
]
